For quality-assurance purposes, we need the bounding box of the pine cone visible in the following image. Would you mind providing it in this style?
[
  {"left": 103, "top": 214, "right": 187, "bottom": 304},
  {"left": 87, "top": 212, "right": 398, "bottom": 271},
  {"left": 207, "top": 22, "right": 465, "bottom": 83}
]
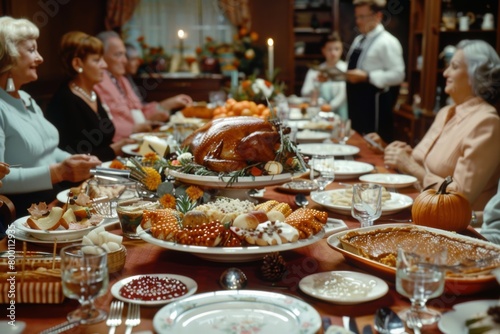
[{"left": 260, "top": 252, "right": 287, "bottom": 282}]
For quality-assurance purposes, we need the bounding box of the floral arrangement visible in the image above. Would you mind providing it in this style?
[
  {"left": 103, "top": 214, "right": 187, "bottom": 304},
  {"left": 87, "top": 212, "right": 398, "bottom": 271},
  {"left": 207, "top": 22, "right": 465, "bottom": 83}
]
[
  {"left": 195, "top": 27, "right": 264, "bottom": 75},
  {"left": 233, "top": 76, "right": 285, "bottom": 102},
  {"left": 136, "top": 36, "right": 171, "bottom": 73}
]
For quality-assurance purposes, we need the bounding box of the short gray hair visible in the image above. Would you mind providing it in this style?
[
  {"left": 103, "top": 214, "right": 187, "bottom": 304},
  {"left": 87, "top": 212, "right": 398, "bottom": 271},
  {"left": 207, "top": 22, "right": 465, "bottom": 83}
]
[
  {"left": 0, "top": 16, "right": 39, "bottom": 74},
  {"left": 96, "top": 30, "right": 121, "bottom": 53},
  {"left": 457, "top": 39, "right": 500, "bottom": 105}
]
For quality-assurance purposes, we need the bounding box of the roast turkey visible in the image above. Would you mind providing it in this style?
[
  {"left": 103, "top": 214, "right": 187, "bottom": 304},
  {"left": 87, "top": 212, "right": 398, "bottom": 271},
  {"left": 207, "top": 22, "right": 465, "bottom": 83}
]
[{"left": 181, "top": 117, "right": 281, "bottom": 173}]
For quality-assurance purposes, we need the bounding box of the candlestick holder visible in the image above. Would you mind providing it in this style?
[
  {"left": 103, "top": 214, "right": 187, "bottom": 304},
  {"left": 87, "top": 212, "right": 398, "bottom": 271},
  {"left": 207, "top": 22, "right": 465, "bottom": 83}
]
[{"left": 177, "top": 39, "right": 190, "bottom": 73}]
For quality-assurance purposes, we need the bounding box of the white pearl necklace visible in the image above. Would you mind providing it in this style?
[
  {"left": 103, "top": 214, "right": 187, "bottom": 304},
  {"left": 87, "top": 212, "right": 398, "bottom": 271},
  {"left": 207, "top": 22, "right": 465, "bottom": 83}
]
[{"left": 71, "top": 83, "right": 97, "bottom": 102}]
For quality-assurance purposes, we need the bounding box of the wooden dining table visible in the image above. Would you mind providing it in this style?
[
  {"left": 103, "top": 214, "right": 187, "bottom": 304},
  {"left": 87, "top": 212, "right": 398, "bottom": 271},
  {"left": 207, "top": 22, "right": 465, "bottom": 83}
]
[{"left": 3, "top": 132, "right": 499, "bottom": 334}]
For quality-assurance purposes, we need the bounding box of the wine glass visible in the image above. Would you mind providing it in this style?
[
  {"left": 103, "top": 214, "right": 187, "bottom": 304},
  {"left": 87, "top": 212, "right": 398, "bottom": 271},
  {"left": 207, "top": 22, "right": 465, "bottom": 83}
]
[
  {"left": 396, "top": 245, "right": 447, "bottom": 326},
  {"left": 351, "top": 183, "right": 382, "bottom": 227},
  {"left": 310, "top": 154, "right": 335, "bottom": 191},
  {"left": 331, "top": 118, "right": 352, "bottom": 145},
  {"left": 60, "top": 245, "right": 109, "bottom": 324}
]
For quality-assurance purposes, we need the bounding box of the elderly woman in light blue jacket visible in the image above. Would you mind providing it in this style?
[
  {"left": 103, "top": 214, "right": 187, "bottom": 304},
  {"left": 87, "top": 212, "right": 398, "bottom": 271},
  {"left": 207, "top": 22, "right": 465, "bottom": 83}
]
[{"left": 481, "top": 180, "right": 500, "bottom": 245}]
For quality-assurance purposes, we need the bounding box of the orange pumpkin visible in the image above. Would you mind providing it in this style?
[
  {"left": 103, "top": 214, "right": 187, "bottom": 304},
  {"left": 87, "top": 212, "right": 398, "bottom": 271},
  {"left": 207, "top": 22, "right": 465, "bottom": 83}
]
[{"left": 412, "top": 176, "right": 472, "bottom": 232}]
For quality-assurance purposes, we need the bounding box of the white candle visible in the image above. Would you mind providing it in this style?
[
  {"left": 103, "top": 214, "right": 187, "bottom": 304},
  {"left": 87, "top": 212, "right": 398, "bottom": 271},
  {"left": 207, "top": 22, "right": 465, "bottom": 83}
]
[
  {"left": 178, "top": 30, "right": 186, "bottom": 52},
  {"left": 267, "top": 38, "right": 274, "bottom": 80}
]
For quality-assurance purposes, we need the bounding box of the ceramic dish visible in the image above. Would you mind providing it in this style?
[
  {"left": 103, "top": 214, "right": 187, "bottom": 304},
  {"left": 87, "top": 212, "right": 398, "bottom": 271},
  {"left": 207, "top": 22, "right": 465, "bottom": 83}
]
[
  {"left": 168, "top": 170, "right": 294, "bottom": 189},
  {"left": 296, "top": 130, "right": 331, "bottom": 143},
  {"left": 330, "top": 160, "right": 374, "bottom": 180},
  {"left": 111, "top": 274, "right": 198, "bottom": 307},
  {"left": 13, "top": 215, "right": 105, "bottom": 242},
  {"left": 298, "top": 143, "right": 360, "bottom": 157},
  {"left": 277, "top": 179, "right": 318, "bottom": 194},
  {"left": 359, "top": 173, "right": 418, "bottom": 189},
  {"left": 323, "top": 218, "right": 348, "bottom": 238},
  {"left": 327, "top": 224, "right": 500, "bottom": 295},
  {"left": 121, "top": 143, "right": 141, "bottom": 156},
  {"left": 310, "top": 189, "right": 413, "bottom": 216},
  {"left": 299, "top": 271, "right": 389, "bottom": 304},
  {"left": 438, "top": 300, "right": 499, "bottom": 334},
  {"left": 129, "top": 132, "right": 171, "bottom": 141},
  {"left": 0, "top": 321, "right": 26, "bottom": 334},
  {"left": 137, "top": 225, "right": 324, "bottom": 262},
  {"left": 13, "top": 229, "right": 82, "bottom": 247},
  {"left": 153, "top": 290, "right": 321, "bottom": 334}
]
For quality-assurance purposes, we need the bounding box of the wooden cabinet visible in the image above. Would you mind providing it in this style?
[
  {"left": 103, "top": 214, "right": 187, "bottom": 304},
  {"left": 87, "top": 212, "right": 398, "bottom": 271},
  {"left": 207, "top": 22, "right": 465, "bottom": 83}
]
[
  {"left": 407, "top": 0, "right": 500, "bottom": 113},
  {"left": 134, "top": 74, "right": 224, "bottom": 103},
  {"left": 292, "top": 2, "right": 335, "bottom": 95}
]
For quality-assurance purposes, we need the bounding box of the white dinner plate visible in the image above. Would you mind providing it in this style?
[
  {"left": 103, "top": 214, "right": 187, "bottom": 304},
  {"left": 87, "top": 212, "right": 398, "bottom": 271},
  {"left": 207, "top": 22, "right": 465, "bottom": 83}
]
[
  {"left": 0, "top": 321, "right": 26, "bottom": 334},
  {"left": 13, "top": 229, "right": 82, "bottom": 247},
  {"left": 438, "top": 300, "right": 499, "bottom": 334},
  {"left": 137, "top": 225, "right": 324, "bottom": 262},
  {"left": 153, "top": 290, "right": 321, "bottom": 334},
  {"left": 296, "top": 130, "right": 331, "bottom": 143},
  {"left": 359, "top": 173, "right": 418, "bottom": 189},
  {"left": 298, "top": 143, "right": 360, "bottom": 157},
  {"left": 121, "top": 143, "right": 141, "bottom": 156},
  {"left": 310, "top": 189, "right": 413, "bottom": 216},
  {"left": 324, "top": 218, "right": 348, "bottom": 238},
  {"left": 168, "top": 170, "right": 294, "bottom": 189},
  {"left": 299, "top": 271, "right": 389, "bottom": 304},
  {"left": 13, "top": 215, "right": 106, "bottom": 242},
  {"left": 129, "top": 132, "right": 171, "bottom": 141},
  {"left": 111, "top": 274, "right": 198, "bottom": 307},
  {"left": 331, "top": 160, "right": 374, "bottom": 180}
]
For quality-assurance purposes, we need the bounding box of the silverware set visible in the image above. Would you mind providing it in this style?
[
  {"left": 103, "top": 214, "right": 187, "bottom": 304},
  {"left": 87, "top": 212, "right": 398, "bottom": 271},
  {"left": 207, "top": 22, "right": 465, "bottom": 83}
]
[{"left": 106, "top": 300, "right": 141, "bottom": 334}]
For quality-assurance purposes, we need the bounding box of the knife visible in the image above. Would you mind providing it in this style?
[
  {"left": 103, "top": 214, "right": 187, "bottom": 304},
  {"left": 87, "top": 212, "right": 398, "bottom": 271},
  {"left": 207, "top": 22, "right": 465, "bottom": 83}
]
[{"left": 342, "top": 316, "right": 359, "bottom": 334}]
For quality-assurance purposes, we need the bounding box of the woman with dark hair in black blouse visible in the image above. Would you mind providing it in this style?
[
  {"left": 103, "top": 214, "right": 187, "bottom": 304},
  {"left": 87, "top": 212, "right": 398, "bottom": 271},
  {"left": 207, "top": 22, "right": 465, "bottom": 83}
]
[{"left": 47, "top": 31, "right": 133, "bottom": 161}]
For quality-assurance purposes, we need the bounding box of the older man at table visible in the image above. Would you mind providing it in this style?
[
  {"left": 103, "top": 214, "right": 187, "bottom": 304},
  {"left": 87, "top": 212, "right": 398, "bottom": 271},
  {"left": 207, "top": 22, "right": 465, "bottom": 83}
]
[{"left": 94, "top": 31, "right": 193, "bottom": 142}]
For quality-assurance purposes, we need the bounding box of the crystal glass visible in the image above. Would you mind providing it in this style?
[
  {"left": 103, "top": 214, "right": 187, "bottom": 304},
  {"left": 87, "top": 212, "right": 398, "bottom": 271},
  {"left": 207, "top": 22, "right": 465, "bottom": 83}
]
[
  {"left": 60, "top": 245, "right": 109, "bottom": 324},
  {"left": 310, "top": 155, "right": 335, "bottom": 191},
  {"left": 331, "top": 118, "right": 352, "bottom": 145},
  {"left": 396, "top": 246, "right": 447, "bottom": 326},
  {"left": 351, "top": 183, "right": 382, "bottom": 227}
]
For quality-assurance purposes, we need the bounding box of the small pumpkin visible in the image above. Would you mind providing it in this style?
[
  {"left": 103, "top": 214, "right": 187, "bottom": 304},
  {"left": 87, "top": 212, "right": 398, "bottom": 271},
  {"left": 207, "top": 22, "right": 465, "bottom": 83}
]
[{"left": 412, "top": 176, "right": 472, "bottom": 232}]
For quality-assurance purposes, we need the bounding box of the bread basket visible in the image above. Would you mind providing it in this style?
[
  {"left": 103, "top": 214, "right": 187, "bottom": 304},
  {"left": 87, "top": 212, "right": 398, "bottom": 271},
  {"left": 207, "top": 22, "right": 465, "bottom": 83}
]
[{"left": 107, "top": 246, "right": 127, "bottom": 273}]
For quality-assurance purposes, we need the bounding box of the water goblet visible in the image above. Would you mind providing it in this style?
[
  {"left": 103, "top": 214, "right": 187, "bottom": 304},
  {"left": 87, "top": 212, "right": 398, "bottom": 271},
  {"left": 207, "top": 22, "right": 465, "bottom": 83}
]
[
  {"left": 310, "top": 154, "right": 335, "bottom": 191},
  {"left": 396, "top": 245, "right": 447, "bottom": 326},
  {"left": 351, "top": 183, "right": 382, "bottom": 227},
  {"left": 60, "top": 244, "right": 109, "bottom": 324},
  {"left": 331, "top": 118, "right": 352, "bottom": 144}
]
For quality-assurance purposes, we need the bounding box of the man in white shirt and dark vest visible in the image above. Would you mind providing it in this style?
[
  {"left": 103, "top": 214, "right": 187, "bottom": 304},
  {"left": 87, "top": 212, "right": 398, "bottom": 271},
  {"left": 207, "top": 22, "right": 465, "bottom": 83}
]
[{"left": 345, "top": 0, "right": 405, "bottom": 142}]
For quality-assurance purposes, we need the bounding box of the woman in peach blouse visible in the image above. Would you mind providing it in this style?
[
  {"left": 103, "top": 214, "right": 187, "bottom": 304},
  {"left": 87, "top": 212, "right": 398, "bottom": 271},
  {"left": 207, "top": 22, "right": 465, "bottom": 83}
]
[{"left": 366, "top": 39, "right": 500, "bottom": 211}]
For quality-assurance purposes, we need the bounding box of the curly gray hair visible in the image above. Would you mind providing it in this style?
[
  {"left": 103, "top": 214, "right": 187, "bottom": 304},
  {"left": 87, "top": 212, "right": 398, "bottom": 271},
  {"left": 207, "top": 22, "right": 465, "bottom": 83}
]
[
  {"left": 0, "top": 16, "right": 39, "bottom": 75},
  {"left": 457, "top": 39, "right": 500, "bottom": 105}
]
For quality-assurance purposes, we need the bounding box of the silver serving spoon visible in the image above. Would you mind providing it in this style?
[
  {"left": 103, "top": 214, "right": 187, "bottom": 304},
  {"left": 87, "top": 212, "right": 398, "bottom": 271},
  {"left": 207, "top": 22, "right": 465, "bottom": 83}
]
[
  {"left": 295, "top": 193, "right": 309, "bottom": 208},
  {"left": 219, "top": 267, "right": 248, "bottom": 290},
  {"left": 374, "top": 308, "right": 408, "bottom": 334}
]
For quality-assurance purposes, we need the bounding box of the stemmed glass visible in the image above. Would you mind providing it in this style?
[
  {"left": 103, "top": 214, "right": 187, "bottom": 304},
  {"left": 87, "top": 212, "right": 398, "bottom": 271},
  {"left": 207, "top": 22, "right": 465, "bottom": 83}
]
[
  {"left": 60, "top": 245, "right": 109, "bottom": 324},
  {"left": 331, "top": 118, "right": 352, "bottom": 144},
  {"left": 396, "top": 245, "right": 447, "bottom": 326},
  {"left": 310, "top": 154, "right": 335, "bottom": 191},
  {"left": 351, "top": 183, "right": 382, "bottom": 227}
]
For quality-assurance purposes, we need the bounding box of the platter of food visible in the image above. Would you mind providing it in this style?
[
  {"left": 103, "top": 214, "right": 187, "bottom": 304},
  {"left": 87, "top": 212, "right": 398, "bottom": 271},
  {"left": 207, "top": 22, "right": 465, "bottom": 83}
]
[
  {"left": 310, "top": 189, "right": 413, "bottom": 216},
  {"left": 438, "top": 300, "right": 500, "bottom": 334},
  {"left": 137, "top": 225, "right": 324, "bottom": 262},
  {"left": 297, "top": 143, "right": 360, "bottom": 157},
  {"left": 358, "top": 173, "right": 418, "bottom": 189},
  {"left": 153, "top": 290, "right": 321, "bottom": 334},
  {"left": 321, "top": 159, "right": 374, "bottom": 180},
  {"left": 167, "top": 170, "right": 294, "bottom": 189},
  {"left": 111, "top": 274, "right": 198, "bottom": 306},
  {"left": 327, "top": 224, "right": 500, "bottom": 295},
  {"left": 13, "top": 215, "right": 104, "bottom": 242},
  {"left": 299, "top": 271, "right": 389, "bottom": 305},
  {"left": 296, "top": 130, "right": 331, "bottom": 143}
]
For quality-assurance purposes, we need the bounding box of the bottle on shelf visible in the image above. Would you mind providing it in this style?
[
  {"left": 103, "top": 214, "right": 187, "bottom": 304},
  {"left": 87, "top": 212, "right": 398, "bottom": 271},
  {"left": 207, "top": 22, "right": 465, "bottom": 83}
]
[{"left": 433, "top": 87, "right": 442, "bottom": 113}]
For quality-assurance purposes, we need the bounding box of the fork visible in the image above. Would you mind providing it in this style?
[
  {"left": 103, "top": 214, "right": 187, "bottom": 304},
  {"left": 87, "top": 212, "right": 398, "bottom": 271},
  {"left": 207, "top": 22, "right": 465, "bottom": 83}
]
[
  {"left": 125, "top": 303, "right": 141, "bottom": 334},
  {"left": 406, "top": 312, "right": 422, "bottom": 334},
  {"left": 106, "top": 300, "right": 124, "bottom": 334}
]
